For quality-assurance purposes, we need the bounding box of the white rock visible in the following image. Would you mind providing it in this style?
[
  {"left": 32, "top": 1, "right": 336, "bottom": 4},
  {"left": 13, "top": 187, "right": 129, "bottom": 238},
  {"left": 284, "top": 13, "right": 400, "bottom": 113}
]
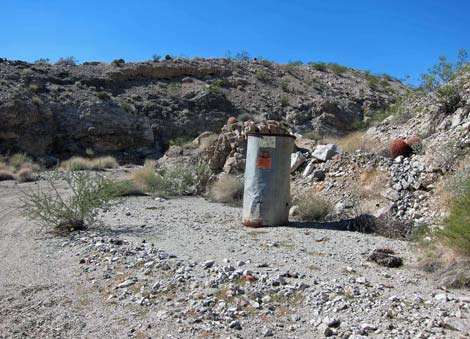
[
  {"left": 290, "top": 152, "right": 306, "bottom": 172},
  {"left": 312, "top": 144, "right": 340, "bottom": 161}
]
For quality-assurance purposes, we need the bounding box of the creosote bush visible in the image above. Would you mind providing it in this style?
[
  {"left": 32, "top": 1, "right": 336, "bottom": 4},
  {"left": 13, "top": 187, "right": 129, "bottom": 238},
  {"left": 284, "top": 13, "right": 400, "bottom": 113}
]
[
  {"left": 21, "top": 172, "right": 116, "bottom": 233},
  {"left": 129, "top": 161, "right": 211, "bottom": 198},
  {"left": 438, "top": 178, "right": 470, "bottom": 255},
  {"left": 209, "top": 175, "right": 244, "bottom": 206},
  {"left": 294, "top": 190, "right": 331, "bottom": 221},
  {"left": 60, "top": 156, "right": 118, "bottom": 171}
]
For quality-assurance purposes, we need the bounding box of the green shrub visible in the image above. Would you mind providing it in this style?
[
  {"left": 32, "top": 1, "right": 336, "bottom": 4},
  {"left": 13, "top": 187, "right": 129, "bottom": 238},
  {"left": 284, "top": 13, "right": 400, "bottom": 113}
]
[
  {"left": 21, "top": 172, "right": 116, "bottom": 233},
  {"left": 294, "top": 191, "right": 331, "bottom": 221},
  {"left": 96, "top": 91, "right": 110, "bottom": 100},
  {"left": 328, "top": 63, "right": 348, "bottom": 74},
  {"left": 280, "top": 96, "right": 289, "bottom": 107},
  {"left": 130, "top": 162, "right": 211, "bottom": 197},
  {"left": 438, "top": 179, "right": 470, "bottom": 255},
  {"left": 56, "top": 56, "right": 77, "bottom": 66},
  {"left": 281, "top": 79, "right": 290, "bottom": 92},
  {"left": 255, "top": 70, "right": 270, "bottom": 82},
  {"left": 436, "top": 83, "right": 461, "bottom": 113},
  {"left": 9, "top": 153, "right": 33, "bottom": 171},
  {"left": 309, "top": 62, "right": 327, "bottom": 71},
  {"left": 169, "top": 136, "right": 194, "bottom": 147},
  {"left": 420, "top": 49, "right": 469, "bottom": 91},
  {"left": 111, "top": 58, "right": 125, "bottom": 67}
]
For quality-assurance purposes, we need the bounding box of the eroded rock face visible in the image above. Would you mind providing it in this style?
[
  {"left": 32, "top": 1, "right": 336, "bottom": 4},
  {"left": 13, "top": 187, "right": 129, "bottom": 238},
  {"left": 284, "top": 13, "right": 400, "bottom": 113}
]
[{"left": 0, "top": 58, "right": 404, "bottom": 159}]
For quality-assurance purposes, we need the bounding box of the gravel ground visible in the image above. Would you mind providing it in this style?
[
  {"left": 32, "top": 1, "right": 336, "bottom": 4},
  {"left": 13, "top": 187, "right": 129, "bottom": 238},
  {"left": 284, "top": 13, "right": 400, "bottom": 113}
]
[{"left": 1, "top": 178, "right": 469, "bottom": 339}]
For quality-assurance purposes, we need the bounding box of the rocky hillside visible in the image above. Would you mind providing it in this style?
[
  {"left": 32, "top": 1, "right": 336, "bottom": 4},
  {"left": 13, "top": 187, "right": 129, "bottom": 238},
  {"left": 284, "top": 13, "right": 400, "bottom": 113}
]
[{"left": 0, "top": 57, "right": 405, "bottom": 161}]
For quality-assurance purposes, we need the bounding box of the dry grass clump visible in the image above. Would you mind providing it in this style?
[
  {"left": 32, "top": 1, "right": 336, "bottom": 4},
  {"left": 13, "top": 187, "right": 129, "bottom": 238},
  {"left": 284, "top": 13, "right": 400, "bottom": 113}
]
[
  {"left": 294, "top": 190, "right": 332, "bottom": 221},
  {"left": 130, "top": 165, "right": 165, "bottom": 194},
  {"left": 209, "top": 175, "right": 244, "bottom": 205},
  {"left": 9, "top": 153, "right": 33, "bottom": 170},
  {"left": 358, "top": 168, "right": 389, "bottom": 199},
  {"left": 0, "top": 169, "right": 16, "bottom": 181},
  {"left": 60, "top": 156, "right": 118, "bottom": 171},
  {"left": 16, "top": 167, "right": 36, "bottom": 183},
  {"left": 0, "top": 153, "right": 40, "bottom": 182},
  {"left": 323, "top": 132, "right": 386, "bottom": 154}
]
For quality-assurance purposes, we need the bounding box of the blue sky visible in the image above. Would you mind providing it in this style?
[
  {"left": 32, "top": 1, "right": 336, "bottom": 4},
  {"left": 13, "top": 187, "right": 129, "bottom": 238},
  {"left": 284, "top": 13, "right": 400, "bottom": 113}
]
[{"left": 0, "top": 0, "right": 468, "bottom": 83}]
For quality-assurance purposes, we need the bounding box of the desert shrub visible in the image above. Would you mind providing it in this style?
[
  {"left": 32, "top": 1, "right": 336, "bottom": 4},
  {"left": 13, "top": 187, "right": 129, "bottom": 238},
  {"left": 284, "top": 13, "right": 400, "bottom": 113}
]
[
  {"left": 323, "top": 132, "right": 385, "bottom": 154},
  {"left": 294, "top": 190, "right": 332, "bottom": 221},
  {"left": 169, "top": 136, "right": 194, "bottom": 147},
  {"left": 209, "top": 175, "right": 244, "bottom": 205},
  {"left": 152, "top": 54, "right": 161, "bottom": 62},
  {"left": 9, "top": 153, "right": 33, "bottom": 170},
  {"left": 130, "top": 162, "right": 211, "bottom": 197},
  {"left": 96, "top": 91, "right": 111, "bottom": 100},
  {"left": 280, "top": 96, "right": 289, "bottom": 107},
  {"left": 438, "top": 179, "right": 470, "bottom": 255},
  {"left": 390, "top": 139, "right": 412, "bottom": 158},
  {"left": 280, "top": 79, "right": 290, "bottom": 92},
  {"left": 16, "top": 167, "right": 36, "bottom": 183},
  {"left": 21, "top": 172, "right": 116, "bottom": 233},
  {"left": 302, "top": 130, "right": 322, "bottom": 142},
  {"left": 309, "top": 62, "right": 327, "bottom": 71},
  {"left": 234, "top": 51, "right": 250, "bottom": 61},
  {"left": 255, "top": 70, "right": 270, "bottom": 82},
  {"left": 373, "top": 212, "right": 414, "bottom": 239},
  {"left": 32, "top": 95, "right": 42, "bottom": 106},
  {"left": 111, "top": 58, "right": 125, "bottom": 67},
  {"left": 60, "top": 156, "right": 118, "bottom": 171},
  {"left": 257, "top": 59, "right": 273, "bottom": 67},
  {"left": 34, "top": 58, "right": 50, "bottom": 64},
  {"left": 56, "top": 56, "right": 77, "bottom": 66},
  {"left": 108, "top": 179, "right": 145, "bottom": 197},
  {"left": 0, "top": 170, "right": 16, "bottom": 181},
  {"left": 436, "top": 83, "right": 461, "bottom": 113},
  {"left": 328, "top": 63, "right": 348, "bottom": 74}
]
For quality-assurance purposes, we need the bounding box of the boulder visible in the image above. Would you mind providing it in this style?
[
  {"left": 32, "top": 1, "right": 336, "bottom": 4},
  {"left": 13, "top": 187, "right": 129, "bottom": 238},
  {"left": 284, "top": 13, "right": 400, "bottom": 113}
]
[
  {"left": 312, "top": 144, "right": 340, "bottom": 161},
  {"left": 290, "top": 151, "right": 306, "bottom": 173}
]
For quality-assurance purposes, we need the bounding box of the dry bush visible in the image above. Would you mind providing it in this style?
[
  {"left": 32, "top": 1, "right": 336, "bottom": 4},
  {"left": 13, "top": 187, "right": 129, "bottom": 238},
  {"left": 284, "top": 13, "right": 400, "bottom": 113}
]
[
  {"left": 294, "top": 190, "right": 332, "bottom": 221},
  {"left": 21, "top": 172, "right": 116, "bottom": 233},
  {"left": 16, "top": 167, "right": 36, "bottom": 183},
  {"left": 198, "top": 134, "right": 218, "bottom": 151},
  {"left": 61, "top": 156, "right": 118, "bottom": 171},
  {"left": 209, "top": 175, "right": 244, "bottom": 205},
  {"left": 9, "top": 153, "right": 33, "bottom": 170},
  {"left": 418, "top": 242, "right": 470, "bottom": 288},
  {"left": 0, "top": 170, "right": 16, "bottom": 181},
  {"left": 323, "top": 132, "right": 386, "bottom": 154},
  {"left": 130, "top": 165, "right": 166, "bottom": 194}
]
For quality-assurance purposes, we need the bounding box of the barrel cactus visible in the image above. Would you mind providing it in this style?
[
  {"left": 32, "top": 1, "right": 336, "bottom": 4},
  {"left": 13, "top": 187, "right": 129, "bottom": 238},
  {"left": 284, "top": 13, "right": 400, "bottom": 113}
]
[{"left": 390, "top": 139, "right": 412, "bottom": 158}]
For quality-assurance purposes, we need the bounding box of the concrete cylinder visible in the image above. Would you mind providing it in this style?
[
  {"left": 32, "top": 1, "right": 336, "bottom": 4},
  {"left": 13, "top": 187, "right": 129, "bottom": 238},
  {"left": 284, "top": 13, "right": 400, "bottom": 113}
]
[{"left": 242, "top": 133, "right": 295, "bottom": 227}]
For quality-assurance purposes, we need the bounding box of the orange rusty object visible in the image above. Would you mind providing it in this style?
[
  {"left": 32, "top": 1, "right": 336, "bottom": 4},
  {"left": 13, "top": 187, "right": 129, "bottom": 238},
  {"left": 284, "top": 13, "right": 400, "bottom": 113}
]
[
  {"left": 390, "top": 139, "right": 412, "bottom": 158},
  {"left": 227, "top": 116, "right": 238, "bottom": 124},
  {"left": 242, "top": 220, "right": 265, "bottom": 228},
  {"left": 242, "top": 275, "right": 256, "bottom": 282}
]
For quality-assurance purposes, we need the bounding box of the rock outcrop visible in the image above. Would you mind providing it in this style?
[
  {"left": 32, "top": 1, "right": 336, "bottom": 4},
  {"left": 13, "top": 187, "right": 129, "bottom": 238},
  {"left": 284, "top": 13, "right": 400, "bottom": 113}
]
[{"left": 0, "top": 57, "right": 405, "bottom": 159}]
